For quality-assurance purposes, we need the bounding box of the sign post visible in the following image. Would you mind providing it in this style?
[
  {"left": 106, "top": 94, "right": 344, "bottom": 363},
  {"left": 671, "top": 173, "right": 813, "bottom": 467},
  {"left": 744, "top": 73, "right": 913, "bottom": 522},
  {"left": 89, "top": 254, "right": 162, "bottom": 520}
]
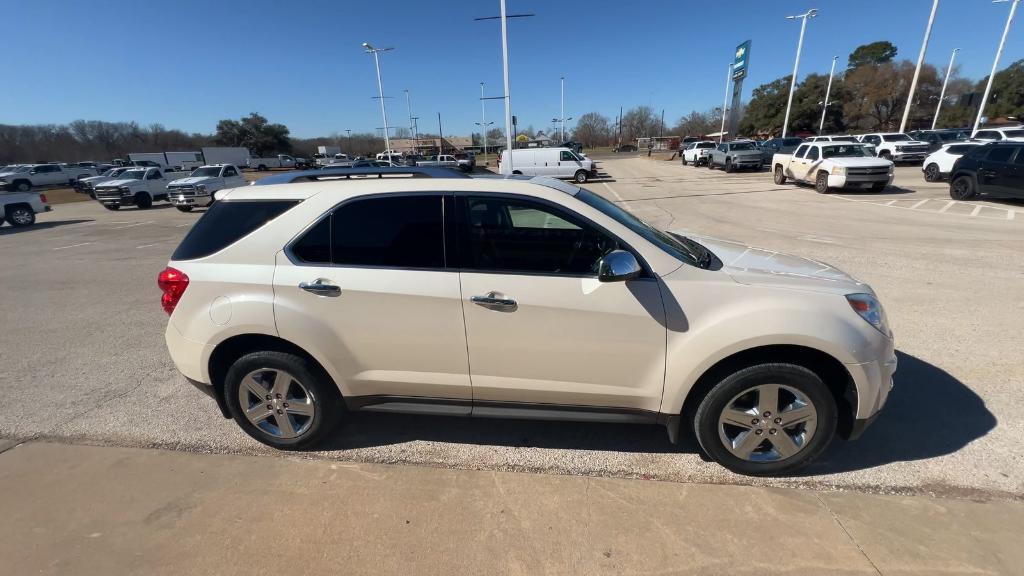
[{"left": 727, "top": 40, "right": 750, "bottom": 140}]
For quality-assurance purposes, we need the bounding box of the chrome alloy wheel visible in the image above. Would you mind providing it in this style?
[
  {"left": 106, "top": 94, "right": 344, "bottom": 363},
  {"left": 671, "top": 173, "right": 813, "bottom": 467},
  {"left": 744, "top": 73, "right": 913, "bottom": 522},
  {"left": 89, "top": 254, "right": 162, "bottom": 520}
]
[
  {"left": 237, "top": 369, "right": 316, "bottom": 439},
  {"left": 717, "top": 384, "right": 817, "bottom": 462}
]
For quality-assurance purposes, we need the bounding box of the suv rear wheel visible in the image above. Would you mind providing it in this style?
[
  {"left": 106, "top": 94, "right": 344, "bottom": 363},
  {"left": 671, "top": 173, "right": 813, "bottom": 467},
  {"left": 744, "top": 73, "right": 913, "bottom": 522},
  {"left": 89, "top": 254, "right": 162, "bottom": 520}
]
[
  {"left": 693, "top": 363, "right": 837, "bottom": 476},
  {"left": 224, "top": 351, "right": 343, "bottom": 450},
  {"left": 950, "top": 175, "right": 977, "bottom": 200},
  {"left": 923, "top": 163, "right": 941, "bottom": 182}
]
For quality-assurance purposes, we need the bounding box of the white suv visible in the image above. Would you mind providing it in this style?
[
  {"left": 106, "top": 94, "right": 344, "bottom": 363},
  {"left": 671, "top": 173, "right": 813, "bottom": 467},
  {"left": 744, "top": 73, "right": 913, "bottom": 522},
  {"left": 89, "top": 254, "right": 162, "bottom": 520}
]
[{"left": 160, "top": 169, "right": 896, "bottom": 476}]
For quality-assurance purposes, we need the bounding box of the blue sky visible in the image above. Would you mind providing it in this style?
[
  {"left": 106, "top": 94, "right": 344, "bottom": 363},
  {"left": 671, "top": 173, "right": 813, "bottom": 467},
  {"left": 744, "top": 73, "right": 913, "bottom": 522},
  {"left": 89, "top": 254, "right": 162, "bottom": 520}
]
[{"left": 2, "top": 0, "right": 1021, "bottom": 138}]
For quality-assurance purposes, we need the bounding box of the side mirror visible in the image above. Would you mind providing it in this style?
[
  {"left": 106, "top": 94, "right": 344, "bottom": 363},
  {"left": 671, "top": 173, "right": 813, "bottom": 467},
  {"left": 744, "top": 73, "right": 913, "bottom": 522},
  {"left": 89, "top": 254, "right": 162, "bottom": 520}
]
[
  {"left": 29, "top": 170, "right": 37, "bottom": 175},
  {"left": 597, "top": 250, "right": 642, "bottom": 283}
]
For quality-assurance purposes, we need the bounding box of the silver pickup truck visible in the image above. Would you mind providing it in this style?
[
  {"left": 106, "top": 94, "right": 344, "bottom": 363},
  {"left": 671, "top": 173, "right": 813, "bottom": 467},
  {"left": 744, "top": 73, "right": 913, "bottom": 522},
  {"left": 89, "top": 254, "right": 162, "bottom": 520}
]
[{"left": 707, "top": 141, "right": 763, "bottom": 172}]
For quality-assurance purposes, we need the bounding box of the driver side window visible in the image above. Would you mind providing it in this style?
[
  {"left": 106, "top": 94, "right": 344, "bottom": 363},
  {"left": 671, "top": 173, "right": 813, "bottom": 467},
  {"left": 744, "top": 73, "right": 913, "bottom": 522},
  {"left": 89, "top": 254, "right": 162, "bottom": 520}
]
[{"left": 461, "top": 196, "right": 619, "bottom": 276}]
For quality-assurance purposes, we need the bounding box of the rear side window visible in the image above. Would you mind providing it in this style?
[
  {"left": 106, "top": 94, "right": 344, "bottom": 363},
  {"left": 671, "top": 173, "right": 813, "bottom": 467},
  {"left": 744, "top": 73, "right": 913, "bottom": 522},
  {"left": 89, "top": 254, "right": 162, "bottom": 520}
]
[
  {"left": 987, "top": 146, "right": 1014, "bottom": 162},
  {"left": 172, "top": 200, "right": 298, "bottom": 260},
  {"left": 806, "top": 147, "right": 820, "bottom": 160},
  {"left": 331, "top": 195, "right": 444, "bottom": 268},
  {"left": 946, "top": 145, "right": 973, "bottom": 155},
  {"left": 794, "top": 145, "right": 809, "bottom": 158}
]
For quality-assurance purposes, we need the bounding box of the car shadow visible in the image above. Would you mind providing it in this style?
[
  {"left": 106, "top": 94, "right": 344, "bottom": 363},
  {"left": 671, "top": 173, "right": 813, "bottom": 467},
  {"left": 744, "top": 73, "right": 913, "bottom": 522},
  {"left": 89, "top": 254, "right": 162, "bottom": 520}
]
[
  {"left": 829, "top": 185, "right": 916, "bottom": 196},
  {"left": 317, "top": 351, "right": 994, "bottom": 476},
  {"left": 0, "top": 218, "right": 92, "bottom": 235},
  {"left": 976, "top": 196, "right": 1024, "bottom": 208},
  {"left": 802, "top": 350, "right": 996, "bottom": 475}
]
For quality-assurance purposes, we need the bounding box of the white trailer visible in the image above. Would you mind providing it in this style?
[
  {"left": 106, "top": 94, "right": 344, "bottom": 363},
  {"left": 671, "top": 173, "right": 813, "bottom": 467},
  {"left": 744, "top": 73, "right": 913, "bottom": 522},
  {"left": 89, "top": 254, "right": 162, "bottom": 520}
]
[
  {"left": 201, "top": 147, "right": 251, "bottom": 167},
  {"left": 317, "top": 145, "right": 341, "bottom": 156},
  {"left": 127, "top": 153, "right": 169, "bottom": 169},
  {"left": 165, "top": 151, "right": 203, "bottom": 171}
]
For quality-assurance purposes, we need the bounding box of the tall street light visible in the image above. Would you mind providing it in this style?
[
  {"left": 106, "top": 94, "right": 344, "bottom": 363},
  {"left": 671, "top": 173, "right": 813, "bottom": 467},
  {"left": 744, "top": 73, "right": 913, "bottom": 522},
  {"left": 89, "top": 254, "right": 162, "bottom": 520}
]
[
  {"left": 900, "top": 0, "right": 940, "bottom": 133},
  {"left": 363, "top": 42, "right": 394, "bottom": 155},
  {"left": 476, "top": 82, "right": 494, "bottom": 166},
  {"left": 719, "top": 63, "right": 732, "bottom": 144},
  {"left": 933, "top": 48, "right": 960, "bottom": 129},
  {"left": 782, "top": 8, "right": 818, "bottom": 138},
  {"left": 405, "top": 89, "right": 415, "bottom": 141},
  {"left": 974, "top": 0, "right": 1020, "bottom": 134},
  {"left": 819, "top": 56, "right": 838, "bottom": 134}
]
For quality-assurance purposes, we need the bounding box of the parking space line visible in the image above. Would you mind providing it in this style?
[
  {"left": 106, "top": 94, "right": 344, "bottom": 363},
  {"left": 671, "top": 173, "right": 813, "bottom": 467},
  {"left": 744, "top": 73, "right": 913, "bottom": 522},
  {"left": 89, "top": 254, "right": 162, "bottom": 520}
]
[
  {"left": 1009, "top": 211, "right": 1016, "bottom": 220},
  {"left": 602, "top": 182, "right": 625, "bottom": 202},
  {"left": 175, "top": 223, "right": 191, "bottom": 228},
  {"left": 111, "top": 221, "right": 153, "bottom": 230},
  {"left": 910, "top": 199, "right": 929, "bottom": 209},
  {"left": 136, "top": 244, "right": 157, "bottom": 249},
  {"left": 884, "top": 200, "right": 897, "bottom": 206},
  {"left": 970, "top": 205, "right": 983, "bottom": 217},
  {"left": 938, "top": 201, "right": 956, "bottom": 213},
  {"left": 53, "top": 242, "right": 92, "bottom": 251}
]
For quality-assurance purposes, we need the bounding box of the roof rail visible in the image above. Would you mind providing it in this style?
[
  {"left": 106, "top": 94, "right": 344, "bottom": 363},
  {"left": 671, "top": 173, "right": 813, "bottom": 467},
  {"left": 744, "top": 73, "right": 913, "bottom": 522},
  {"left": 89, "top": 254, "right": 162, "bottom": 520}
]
[{"left": 252, "top": 166, "right": 469, "bottom": 186}]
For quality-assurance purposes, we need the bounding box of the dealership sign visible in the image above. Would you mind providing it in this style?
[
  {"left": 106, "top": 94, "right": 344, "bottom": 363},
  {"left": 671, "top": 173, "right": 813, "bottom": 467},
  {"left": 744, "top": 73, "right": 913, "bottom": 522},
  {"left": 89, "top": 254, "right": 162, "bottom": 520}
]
[{"left": 733, "top": 40, "right": 751, "bottom": 80}]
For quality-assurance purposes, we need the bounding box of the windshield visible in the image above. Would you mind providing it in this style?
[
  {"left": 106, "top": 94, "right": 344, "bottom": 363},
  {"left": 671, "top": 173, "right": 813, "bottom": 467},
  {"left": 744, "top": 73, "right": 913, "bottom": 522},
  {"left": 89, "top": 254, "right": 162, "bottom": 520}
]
[
  {"left": 1004, "top": 129, "right": 1024, "bottom": 138},
  {"left": 883, "top": 134, "right": 912, "bottom": 142},
  {"left": 190, "top": 167, "right": 221, "bottom": 177},
  {"left": 576, "top": 187, "right": 706, "bottom": 268},
  {"left": 12, "top": 166, "right": 30, "bottom": 173},
  {"left": 119, "top": 170, "right": 146, "bottom": 180},
  {"left": 821, "top": 144, "right": 871, "bottom": 158},
  {"left": 730, "top": 142, "right": 756, "bottom": 151}
]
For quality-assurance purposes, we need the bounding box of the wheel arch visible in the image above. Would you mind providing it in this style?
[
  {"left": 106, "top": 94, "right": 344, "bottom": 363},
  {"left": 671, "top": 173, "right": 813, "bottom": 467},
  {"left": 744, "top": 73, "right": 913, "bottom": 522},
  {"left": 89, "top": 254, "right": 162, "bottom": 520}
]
[
  {"left": 677, "top": 344, "right": 857, "bottom": 441},
  {"left": 207, "top": 333, "right": 336, "bottom": 418}
]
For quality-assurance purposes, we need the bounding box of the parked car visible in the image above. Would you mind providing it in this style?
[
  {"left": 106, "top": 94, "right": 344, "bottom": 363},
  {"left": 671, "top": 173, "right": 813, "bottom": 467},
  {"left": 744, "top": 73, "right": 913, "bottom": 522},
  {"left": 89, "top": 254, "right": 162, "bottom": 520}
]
[
  {"left": 92, "top": 167, "right": 172, "bottom": 210},
  {"left": 247, "top": 155, "right": 296, "bottom": 171},
  {"left": 758, "top": 137, "right": 804, "bottom": 166},
  {"left": 1, "top": 190, "right": 51, "bottom": 227},
  {"left": 614, "top": 144, "right": 638, "bottom": 152},
  {"left": 772, "top": 142, "right": 893, "bottom": 193},
  {"left": 857, "top": 133, "right": 930, "bottom": 163},
  {"left": 707, "top": 141, "right": 762, "bottom": 172},
  {"left": 970, "top": 126, "right": 1024, "bottom": 143},
  {"left": 498, "top": 147, "right": 598, "bottom": 183},
  {"left": 948, "top": 142, "right": 1024, "bottom": 200},
  {"left": 167, "top": 164, "right": 246, "bottom": 212},
  {"left": 921, "top": 142, "right": 985, "bottom": 182},
  {"left": 681, "top": 141, "right": 717, "bottom": 166},
  {"left": 294, "top": 157, "right": 315, "bottom": 170},
  {"left": 454, "top": 152, "right": 476, "bottom": 172},
  {"left": 74, "top": 166, "right": 136, "bottom": 196},
  {"left": 375, "top": 150, "right": 404, "bottom": 161},
  {"left": 907, "top": 129, "right": 969, "bottom": 152},
  {"left": 160, "top": 170, "right": 896, "bottom": 476},
  {"left": 0, "top": 163, "right": 96, "bottom": 191},
  {"left": 415, "top": 155, "right": 459, "bottom": 168}
]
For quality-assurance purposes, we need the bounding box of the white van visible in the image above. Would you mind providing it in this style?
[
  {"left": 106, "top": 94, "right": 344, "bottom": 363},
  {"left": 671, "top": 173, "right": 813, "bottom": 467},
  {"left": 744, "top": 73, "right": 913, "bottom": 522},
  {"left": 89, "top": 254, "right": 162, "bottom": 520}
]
[{"left": 498, "top": 147, "right": 597, "bottom": 183}]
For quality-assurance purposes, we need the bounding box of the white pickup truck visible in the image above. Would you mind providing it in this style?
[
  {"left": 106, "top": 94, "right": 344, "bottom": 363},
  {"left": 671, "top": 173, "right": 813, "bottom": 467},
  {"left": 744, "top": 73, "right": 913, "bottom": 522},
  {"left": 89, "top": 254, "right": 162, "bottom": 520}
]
[
  {"left": 247, "top": 154, "right": 296, "bottom": 171},
  {"left": 166, "top": 164, "right": 246, "bottom": 212},
  {"left": 857, "top": 133, "right": 931, "bottom": 163},
  {"left": 772, "top": 141, "right": 894, "bottom": 193},
  {"left": 92, "top": 167, "right": 173, "bottom": 210},
  {"left": 414, "top": 154, "right": 459, "bottom": 168},
  {"left": 1, "top": 191, "right": 51, "bottom": 227},
  {"left": 74, "top": 167, "right": 136, "bottom": 197},
  {"left": 0, "top": 163, "right": 97, "bottom": 192}
]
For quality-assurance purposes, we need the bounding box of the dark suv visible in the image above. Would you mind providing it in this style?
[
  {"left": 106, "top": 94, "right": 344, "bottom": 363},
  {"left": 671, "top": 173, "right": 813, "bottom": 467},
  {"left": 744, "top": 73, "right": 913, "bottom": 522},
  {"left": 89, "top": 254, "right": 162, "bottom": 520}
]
[
  {"left": 908, "top": 129, "right": 968, "bottom": 152},
  {"left": 759, "top": 137, "right": 804, "bottom": 166},
  {"left": 949, "top": 142, "right": 1024, "bottom": 200}
]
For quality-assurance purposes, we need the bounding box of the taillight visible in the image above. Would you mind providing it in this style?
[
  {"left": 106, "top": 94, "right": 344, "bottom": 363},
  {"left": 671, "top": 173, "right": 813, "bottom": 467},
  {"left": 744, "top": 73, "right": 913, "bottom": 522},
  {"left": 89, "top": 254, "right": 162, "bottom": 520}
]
[
  {"left": 39, "top": 194, "right": 48, "bottom": 203},
  {"left": 158, "top": 266, "right": 189, "bottom": 315}
]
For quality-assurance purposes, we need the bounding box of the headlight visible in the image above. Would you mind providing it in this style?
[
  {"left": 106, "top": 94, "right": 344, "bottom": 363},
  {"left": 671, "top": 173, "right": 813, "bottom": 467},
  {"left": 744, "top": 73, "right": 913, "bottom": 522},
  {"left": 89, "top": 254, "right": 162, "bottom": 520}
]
[
  {"left": 197, "top": 184, "right": 207, "bottom": 193},
  {"left": 846, "top": 293, "right": 890, "bottom": 336},
  {"left": 895, "top": 145, "right": 904, "bottom": 152},
  {"left": 831, "top": 166, "right": 846, "bottom": 176}
]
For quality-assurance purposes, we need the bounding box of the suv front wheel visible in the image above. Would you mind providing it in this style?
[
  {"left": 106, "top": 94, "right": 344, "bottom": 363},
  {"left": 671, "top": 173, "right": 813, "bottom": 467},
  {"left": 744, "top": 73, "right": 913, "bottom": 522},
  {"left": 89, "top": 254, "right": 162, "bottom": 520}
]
[
  {"left": 693, "top": 363, "right": 837, "bottom": 476},
  {"left": 225, "top": 351, "right": 343, "bottom": 450}
]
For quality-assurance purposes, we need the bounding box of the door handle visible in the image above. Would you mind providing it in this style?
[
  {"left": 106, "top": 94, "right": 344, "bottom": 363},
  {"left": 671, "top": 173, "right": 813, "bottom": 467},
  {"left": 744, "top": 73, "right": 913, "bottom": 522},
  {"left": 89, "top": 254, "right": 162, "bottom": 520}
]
[
  {"left": 299, "top": 279, "right": 341, "bottom": 296},
  {"left": 470, "top": 292, "right": 517, "bottom": 311}
]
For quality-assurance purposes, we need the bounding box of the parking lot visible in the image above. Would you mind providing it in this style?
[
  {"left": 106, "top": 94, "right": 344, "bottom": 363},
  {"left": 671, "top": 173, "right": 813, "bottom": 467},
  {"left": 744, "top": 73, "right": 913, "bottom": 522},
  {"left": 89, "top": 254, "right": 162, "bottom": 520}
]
[{"left": 2, "top": 158, "right": 1021, "bottom": 501}]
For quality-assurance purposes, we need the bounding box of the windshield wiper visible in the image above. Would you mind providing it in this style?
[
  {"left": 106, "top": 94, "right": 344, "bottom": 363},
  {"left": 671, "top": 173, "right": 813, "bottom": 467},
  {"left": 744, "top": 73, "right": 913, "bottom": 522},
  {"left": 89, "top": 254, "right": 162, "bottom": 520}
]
[{"left": 668, "top": 232, "right": 714, "bottom": 269}]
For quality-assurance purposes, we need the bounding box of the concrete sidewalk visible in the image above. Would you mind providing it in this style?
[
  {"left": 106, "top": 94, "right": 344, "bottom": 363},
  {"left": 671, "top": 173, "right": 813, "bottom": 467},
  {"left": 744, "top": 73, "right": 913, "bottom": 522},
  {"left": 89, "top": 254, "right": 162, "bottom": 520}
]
[{"left": 1, "top": 441, "right": 1020, "bottom": 575}]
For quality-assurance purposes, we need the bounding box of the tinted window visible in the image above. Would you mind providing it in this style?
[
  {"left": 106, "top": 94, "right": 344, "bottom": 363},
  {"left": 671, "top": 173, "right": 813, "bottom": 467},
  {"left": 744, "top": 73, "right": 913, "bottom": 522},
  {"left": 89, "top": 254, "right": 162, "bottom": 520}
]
[
  {"left": 976, "top": 131, "right": 1000, "bottom": 140},
  {"left": 223, "top": 167, "right": 238, "bottom": 177},
  {"left": 783, "top": 138, "right": 803, "bottom": 146},
  {"left": 291, "top": 217, "right": 331, "bottom": 264},
  {"left": 331, "top": 195, "right": 444, "bottom": 268},
  {"left": 462, "top": 196, "right": 618, "bottom": 276},
  {"left": 794, "top": 145, "right": 809, "bottom": 158},
  {"left": 172, "top": 200, "right": 298, "bottom": 260},
  {"left": 1014, "top": 149, "right": 1024, "bottom": 166},
  {"left": 946, "top": 145, "right": 974, "bottom": 155},
  {"left": 560, "top": 151, "right": 576, "bottom": 161},
  {"left": 806, "top": 147, "right": 820, "bottom": 161},
  {"left": 987, "top": 146, "right": 1014, "bottom": 163}
]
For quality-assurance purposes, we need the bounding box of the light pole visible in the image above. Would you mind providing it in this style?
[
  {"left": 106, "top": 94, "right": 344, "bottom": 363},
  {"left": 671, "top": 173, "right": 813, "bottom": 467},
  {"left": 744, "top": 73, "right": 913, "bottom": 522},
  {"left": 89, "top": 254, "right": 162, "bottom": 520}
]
[
  {"left": 900, "top": 0, "right": 940, "bottom": 133},
  {"left": 720, "top": 63, "right": 732, "bottom": 143},
  {"left": 974, "top": 0, "right": 1020, "bottom": 134},
  {"left": 933, "top": 48, "right": 960, "bottom": 129},
  {"left": 561, "top": 76, "right": 566, "bottom": 142},
  {"left": 819, "top": 56, "right": 838, "bottom": 133},
  {"left": 782, "top": 8, "right": 818, "bottom": 138},
  {"left": 363, "top": 42, "right": 394, "bottom": 155},
  {"left": 405, "top": 89, "right": 414, "bottom": 141},
  {"left": 477, "top": 82, "right": 494, "bottom": 166}
]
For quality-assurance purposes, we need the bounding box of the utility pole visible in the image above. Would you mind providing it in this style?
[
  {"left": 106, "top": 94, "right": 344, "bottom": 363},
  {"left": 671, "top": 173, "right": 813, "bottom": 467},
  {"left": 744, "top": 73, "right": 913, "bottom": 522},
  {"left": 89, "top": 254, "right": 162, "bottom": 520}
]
[
  {"left": 900, "top": 0, "right": 940, "bottom": 133},
  {"left": 974, "top": 0, "right": 1019, "bottom": 134},
  {"left": 405, "top": 89, "right": 414, "bottom": 141},
  {"left": 476, "top": 82, "right": 495, "bottom": 166},
  {"left": 618, "top": 105, "right": 622, "bottom": 147},
  {"left": 362, "top": 42, "right": 394, "bottom": 154},
  {"left": 933, "top": 48, "right": 960, "bottom": 130},
  {"left": 782, "top": 8, "right": 818, "bottom": 138},
  {"left": 437, "top": 112, "right": 443, "bottom": 155},
  {"left": 720, "top": 63, "right": 732, "bottom": 143},
  {"left": 819, "top": 56, "right": 838, "bottom": 133},
  {"left": 660, "top": 109, "right": 665, "bottom": 138}
]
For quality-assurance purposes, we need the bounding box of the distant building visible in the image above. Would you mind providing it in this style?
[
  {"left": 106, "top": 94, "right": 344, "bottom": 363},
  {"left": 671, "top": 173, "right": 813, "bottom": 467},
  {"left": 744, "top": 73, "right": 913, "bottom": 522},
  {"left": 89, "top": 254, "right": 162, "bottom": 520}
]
[{"left": 389, "top": 137, "right": 472, "bottom": 155}]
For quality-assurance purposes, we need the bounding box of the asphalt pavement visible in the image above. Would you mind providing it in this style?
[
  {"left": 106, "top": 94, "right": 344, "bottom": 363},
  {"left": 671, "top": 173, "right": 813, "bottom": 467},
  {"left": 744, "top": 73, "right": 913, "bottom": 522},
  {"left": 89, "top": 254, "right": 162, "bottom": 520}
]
[{"left": 0, "top": 159, "right": 1020, "bottom": 501}]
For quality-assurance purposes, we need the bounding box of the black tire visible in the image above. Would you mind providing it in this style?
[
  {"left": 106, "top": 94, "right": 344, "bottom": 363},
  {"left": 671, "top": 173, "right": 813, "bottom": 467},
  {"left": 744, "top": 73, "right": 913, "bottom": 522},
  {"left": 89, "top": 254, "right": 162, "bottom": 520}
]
[
  {"left": 176, "top": 205, "right": 193, "bottom": 212},
  {"left": 134, "top": 193, "right": 152, "bottom": 209},
  {"left": 879, "top": 151, "right": 892, "bottom": 162},
  {"left": 724, "top": 158, "right": 735, "bottom": 173},
  {"left": 5, "top": 204, "right": 35, "bottom": 227},
  {"left": 693, "top": 363, "right": 838, "bottom": 477},
  {"left": 103, "top": 204, "right": 120, "bottom": 211},
  {"left": 258, "top": 165, "right": 268, "bottom": 172},
  {"left": 681, "top": 155, "right": 688, "bottom": 166},
  {"left": 950, "top": 175, "right": 977, "bottom": 200},
  {"left": 923, "top": 163, "right": 941, "bottom": 182},
  {"left": 13, "top": 180, "right": 31, "bottom": 192},
  {"left": 707, "top": 157, "right": 715, "bottom": 170},
  {"left": 814, "top": 171, "right": 830, "bottom": 194},
  {"left": 773, "top": 166, "right": 787, "bottom": 185},
  {"left": 574, "top": 170, "right": 588, "bottom": 184},
  {"left": 512, "top": 170, "right": 523, "bottom": 175},
  {"left": 224, "top": 351, "right": 343, "bottom": 450}
]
